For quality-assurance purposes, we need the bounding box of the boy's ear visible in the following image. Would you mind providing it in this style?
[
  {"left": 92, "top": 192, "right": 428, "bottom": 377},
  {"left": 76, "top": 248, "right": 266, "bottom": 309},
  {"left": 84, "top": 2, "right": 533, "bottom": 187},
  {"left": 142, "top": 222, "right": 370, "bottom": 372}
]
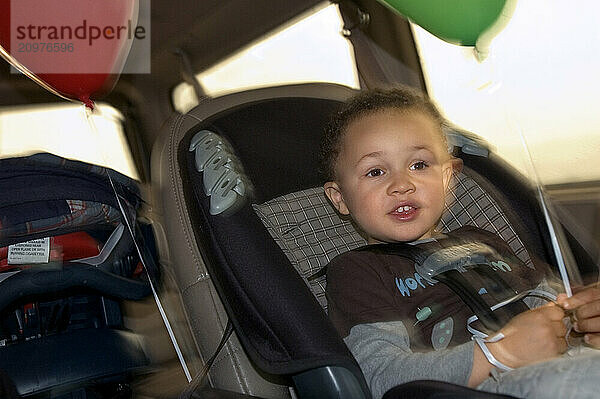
[
  {"left": 324, "top": 181, "right": 350, "bottom": 215},
  {"left": 443, "top": 157, "right": 463, "bottom": 191}
]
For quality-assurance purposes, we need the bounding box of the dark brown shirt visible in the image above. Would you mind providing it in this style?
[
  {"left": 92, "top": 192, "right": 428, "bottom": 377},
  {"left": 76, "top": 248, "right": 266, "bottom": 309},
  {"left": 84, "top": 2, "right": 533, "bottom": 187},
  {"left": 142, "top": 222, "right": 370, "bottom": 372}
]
[{"left": 326, "top": 226, "right": 548, "bottom": 352}]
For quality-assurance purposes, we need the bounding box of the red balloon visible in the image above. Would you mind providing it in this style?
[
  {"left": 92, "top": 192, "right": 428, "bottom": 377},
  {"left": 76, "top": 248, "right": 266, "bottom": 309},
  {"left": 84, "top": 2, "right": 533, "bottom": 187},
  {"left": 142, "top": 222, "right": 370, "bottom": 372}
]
[{"left": 0, "top": 0, "right": 138, "bottom": 108}]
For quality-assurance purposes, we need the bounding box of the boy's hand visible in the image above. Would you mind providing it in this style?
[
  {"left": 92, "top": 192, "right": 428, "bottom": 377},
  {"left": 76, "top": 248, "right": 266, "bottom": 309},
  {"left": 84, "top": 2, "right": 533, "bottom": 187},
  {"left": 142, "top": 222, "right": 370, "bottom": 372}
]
[
  {"left": 487, "top": 303, "right": 567, "bottom": 368},
  {"left": 557, "top": 285, "right": 600, "bottom": 347}
]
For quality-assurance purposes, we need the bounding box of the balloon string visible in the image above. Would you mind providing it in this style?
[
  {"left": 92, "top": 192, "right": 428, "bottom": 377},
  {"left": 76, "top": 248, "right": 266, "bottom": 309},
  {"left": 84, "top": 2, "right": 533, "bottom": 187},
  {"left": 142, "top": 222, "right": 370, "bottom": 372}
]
[
  {"left": 483, "top": 54, "right": 580, "bottom": 298},
  {"left": 82, "top": 105, "right": 192, "bottom": 381},
  {"left": 515, "top": 124, "right": 576, "bottom": 297},
  {"left": 0, "top": 47, "right": 78, "bottom": 105}
]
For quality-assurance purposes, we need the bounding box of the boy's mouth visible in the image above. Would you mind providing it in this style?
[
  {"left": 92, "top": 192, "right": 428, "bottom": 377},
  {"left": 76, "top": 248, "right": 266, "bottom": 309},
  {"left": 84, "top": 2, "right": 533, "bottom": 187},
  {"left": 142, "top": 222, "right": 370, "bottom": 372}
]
[{"left": 390, "top": 204, "right": 418, "bottom": 220}]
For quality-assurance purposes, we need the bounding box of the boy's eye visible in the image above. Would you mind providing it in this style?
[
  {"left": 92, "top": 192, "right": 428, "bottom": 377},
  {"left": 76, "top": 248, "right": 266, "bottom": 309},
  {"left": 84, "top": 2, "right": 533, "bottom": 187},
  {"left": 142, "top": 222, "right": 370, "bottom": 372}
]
[
  {"left": 410, "top": 161, "right": 429, "bottom": 171},
  {"left": 366, "top": 168, "right": 384, "bottom": 177}
]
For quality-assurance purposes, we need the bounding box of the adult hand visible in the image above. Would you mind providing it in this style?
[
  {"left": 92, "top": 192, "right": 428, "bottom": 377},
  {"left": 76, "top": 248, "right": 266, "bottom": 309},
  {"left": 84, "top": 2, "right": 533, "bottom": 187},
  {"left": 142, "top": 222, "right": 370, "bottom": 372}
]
[
  {"left": 557, "top": 285, "right": 600, "bottom": 347},
  {"left": 487, "top": 303, "right": 567, "bottom": 368}
]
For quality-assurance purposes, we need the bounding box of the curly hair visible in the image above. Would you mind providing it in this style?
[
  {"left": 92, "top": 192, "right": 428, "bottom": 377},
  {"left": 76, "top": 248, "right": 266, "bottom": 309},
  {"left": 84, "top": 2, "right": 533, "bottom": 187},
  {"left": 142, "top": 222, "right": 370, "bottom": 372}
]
[{"left": 319, "top": 86, "right": 446, "bottom": 181}]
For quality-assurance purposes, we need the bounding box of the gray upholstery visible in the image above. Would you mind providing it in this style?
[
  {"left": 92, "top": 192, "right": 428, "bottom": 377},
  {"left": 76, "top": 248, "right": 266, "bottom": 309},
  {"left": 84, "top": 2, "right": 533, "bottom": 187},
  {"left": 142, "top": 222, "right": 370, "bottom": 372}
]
[{"left": 253, "top": 171, "right": 533, "bottom": 312}]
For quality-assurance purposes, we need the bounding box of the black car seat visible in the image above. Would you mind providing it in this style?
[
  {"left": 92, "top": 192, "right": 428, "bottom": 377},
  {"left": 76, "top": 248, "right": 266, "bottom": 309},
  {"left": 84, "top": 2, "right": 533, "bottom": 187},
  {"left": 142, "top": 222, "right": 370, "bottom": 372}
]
[
  {"left": 151, "top": 83, "right": 593, "bottom": 398},
  {"left": 0, "top": 154, "right": 153, "bottom": 397}
]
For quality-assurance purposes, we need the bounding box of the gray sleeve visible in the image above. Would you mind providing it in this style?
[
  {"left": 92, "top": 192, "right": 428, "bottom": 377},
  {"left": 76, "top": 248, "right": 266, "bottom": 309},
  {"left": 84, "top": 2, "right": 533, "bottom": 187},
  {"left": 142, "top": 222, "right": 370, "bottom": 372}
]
[{"left": 344, "top": 320, "right": 475, "bottom": 399}]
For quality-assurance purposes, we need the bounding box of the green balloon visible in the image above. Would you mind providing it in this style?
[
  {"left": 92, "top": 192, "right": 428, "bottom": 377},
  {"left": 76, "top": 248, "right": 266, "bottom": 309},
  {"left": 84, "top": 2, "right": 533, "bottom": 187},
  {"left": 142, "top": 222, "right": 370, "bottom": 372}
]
[{"left": 377, "top": 0, "right": 508, "bottom": 46}]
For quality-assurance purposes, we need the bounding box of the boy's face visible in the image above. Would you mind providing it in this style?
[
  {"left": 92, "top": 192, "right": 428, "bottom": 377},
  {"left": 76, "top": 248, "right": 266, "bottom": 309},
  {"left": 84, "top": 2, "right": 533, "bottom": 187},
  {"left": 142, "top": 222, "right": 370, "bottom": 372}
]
[{"left": 324, "top": 109, "right": 454, "bottom": 244}]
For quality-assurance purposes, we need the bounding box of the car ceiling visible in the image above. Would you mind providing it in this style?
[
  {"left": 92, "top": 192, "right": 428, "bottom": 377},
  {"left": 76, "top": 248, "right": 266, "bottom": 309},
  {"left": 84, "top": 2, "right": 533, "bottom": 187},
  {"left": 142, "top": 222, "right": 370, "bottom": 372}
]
[{"left": 0, "top": 0, "right": 418, "bottom": 180}]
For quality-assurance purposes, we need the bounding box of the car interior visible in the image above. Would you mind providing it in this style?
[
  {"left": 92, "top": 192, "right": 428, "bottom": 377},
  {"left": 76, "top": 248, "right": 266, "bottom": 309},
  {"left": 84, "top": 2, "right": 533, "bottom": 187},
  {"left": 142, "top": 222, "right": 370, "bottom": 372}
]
[
  {"left": 153, "top": 80, "right": 598, "bottom": 399},
  {"left": 1, "top": 0, "right": 599, "bottom": 398}
]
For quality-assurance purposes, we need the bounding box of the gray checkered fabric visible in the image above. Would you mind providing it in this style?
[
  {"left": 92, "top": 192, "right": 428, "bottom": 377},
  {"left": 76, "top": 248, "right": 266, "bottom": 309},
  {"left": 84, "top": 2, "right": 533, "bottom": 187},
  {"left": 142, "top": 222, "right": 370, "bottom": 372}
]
[
  {"left": 441, "top": 172, "right": 533, "bottom": 269},
  {"left": 253, "top": 187, "right": 366, "bottom": 309},
  {"left": 253, "top": 172, "right": 532, "bottom": 311}
]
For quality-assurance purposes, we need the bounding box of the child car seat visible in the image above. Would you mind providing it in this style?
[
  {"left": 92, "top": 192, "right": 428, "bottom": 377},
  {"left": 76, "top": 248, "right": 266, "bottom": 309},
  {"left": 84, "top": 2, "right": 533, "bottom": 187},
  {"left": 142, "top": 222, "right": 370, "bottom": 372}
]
[
  {"left": 152, "top": 83, "right": 596, "bottom": 399},
  {"left": 0, "top": 153, "right": 154, "bottom": 398}
]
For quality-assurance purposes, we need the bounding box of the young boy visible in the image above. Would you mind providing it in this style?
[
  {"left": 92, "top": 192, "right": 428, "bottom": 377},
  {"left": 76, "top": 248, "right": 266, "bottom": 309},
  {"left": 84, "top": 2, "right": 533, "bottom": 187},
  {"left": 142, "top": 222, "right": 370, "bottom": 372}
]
[{"left": 322, "top": 87, "right": 600, "bottom": 399}]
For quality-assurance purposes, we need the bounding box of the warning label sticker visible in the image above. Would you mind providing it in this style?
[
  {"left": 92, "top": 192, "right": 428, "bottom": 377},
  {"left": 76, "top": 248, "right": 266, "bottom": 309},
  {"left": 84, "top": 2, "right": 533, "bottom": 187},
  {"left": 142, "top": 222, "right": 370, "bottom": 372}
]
[{"left": 7, "top": 238, "right": 50, "bottom": 264}]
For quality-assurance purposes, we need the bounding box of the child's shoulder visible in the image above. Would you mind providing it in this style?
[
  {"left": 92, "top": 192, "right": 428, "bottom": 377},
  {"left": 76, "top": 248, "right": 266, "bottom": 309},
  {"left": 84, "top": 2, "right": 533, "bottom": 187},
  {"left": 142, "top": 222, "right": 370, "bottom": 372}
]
[
  {"left": 448, "top": 225, "right": 504, "bottom": 243},
  {"left": 325, "top": 247, "right": 380, "bottom": 286},
  {"left": 446, "top": 225, "right": 519, "bottom": 261},
  {"left": 327, "top": 243, "right": 380, "bottom": 267}
]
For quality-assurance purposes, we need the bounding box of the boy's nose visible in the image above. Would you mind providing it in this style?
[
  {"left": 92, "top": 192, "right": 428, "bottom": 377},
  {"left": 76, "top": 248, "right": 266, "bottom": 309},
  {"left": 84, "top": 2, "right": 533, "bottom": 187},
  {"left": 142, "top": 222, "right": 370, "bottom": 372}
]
[{"left": 387, "top": 173, "right": 415, "bottom": 195}]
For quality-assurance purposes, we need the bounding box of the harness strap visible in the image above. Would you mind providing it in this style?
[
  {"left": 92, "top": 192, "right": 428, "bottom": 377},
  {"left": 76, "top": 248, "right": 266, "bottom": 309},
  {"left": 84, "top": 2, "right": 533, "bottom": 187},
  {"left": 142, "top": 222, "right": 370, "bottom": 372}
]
[{"left": 359, "top": 234, "right": 528, "bottom": 332}]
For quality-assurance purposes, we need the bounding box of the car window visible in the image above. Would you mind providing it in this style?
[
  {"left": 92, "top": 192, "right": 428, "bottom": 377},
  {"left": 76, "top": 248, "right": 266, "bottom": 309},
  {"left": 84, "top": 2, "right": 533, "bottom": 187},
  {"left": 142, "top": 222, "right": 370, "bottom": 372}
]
[
  {"left": 172, "top": 2, "right": 360, "bottom": 113},
  {"left": 0, "top": 102, "right": 140, "bottom": 180},
  {"left": 412, "top": 0, "right": 600, "bottom": 250},
  {"left": 412, "top": 0, "right": 600, "bottom": 187}
]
